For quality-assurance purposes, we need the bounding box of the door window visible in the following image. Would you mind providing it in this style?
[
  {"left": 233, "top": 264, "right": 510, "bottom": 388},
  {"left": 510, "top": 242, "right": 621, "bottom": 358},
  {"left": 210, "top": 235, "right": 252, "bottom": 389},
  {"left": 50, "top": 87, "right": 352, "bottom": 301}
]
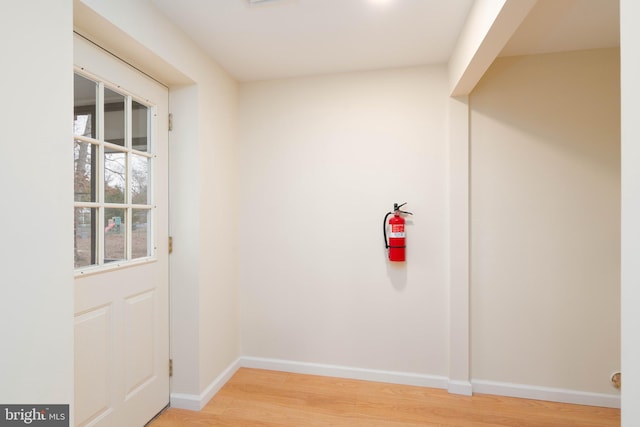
[{"left": 74, "top": 72, "right": 155, "bottom": 271}]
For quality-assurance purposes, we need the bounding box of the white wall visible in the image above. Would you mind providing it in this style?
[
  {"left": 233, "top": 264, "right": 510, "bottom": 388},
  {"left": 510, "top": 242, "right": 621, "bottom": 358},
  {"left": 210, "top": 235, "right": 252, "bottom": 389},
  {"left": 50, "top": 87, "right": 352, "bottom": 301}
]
[
  {"left": 238, "top": 66, "right": 450, "bottom": 377},
  {"left": 0, "top": 0, "right": 74, "bottom": 416},
  {"left": 621, "top": 0, "right": 640, "bottom": 423},
  {"left": 76, "top": 0, "right": 240, "bottom": 405},
  {"left": 470, "top": 49, "right": 620, "bottom": 395}
]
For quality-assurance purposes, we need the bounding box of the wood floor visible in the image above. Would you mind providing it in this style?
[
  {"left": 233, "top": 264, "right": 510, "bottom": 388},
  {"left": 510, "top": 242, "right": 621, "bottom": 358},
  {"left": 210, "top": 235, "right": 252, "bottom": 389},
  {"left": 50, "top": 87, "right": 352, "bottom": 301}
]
[{"left": 148, "top": 368, "right": 620, "bottom": 426}]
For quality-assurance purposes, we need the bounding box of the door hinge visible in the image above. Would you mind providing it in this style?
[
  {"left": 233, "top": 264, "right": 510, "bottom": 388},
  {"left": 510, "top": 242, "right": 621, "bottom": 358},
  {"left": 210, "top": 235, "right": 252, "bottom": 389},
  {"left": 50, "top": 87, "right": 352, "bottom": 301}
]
[
  {"left": 168, "top": 113, "right": 173, "bottom": 131},
  {"left": 169, "top": 236, "right": 173, "bottom": 254},
  {"left": 169, "top": 359, "right": 173, "bottom": 377}
]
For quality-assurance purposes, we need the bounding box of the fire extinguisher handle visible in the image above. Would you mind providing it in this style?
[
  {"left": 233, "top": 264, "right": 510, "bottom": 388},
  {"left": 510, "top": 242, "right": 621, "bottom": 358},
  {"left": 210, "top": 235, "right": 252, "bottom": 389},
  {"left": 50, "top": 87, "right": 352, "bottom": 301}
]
[{"left": 394, "top": 202, "right": 413, "bottom": 216}]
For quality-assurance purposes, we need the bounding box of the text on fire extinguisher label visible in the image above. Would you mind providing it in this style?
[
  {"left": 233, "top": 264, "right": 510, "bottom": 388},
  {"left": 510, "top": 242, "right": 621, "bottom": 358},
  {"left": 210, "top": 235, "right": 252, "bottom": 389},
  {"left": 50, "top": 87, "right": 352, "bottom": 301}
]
[{"left": 389, "top": 223, "right": 405, "bottom": 238}]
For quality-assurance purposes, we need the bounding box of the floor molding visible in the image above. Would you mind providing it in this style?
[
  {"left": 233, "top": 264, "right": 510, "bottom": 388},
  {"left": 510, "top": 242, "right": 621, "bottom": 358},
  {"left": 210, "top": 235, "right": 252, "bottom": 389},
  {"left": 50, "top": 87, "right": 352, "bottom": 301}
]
[
  {"left": 170, "top": 357, "right": 242, "bottom": 411},
  {"left": 170, "top": 356, "right": 621, "bottom": 411},
  {"left": 472, "top": 379, "right": 621, "bottom": 409},
  {"left": 240, "top": 356, "right": 449, "bottom": 389},
  {"left": 448, "top": 379, "right": 473, "bottom": 396}
]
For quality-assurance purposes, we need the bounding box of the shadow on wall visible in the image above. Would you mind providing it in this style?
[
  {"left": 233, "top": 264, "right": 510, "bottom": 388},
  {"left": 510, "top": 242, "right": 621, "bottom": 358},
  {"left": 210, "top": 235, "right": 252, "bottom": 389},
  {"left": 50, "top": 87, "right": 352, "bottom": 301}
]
[{"left": 387, "top": 262, "right": 407, "bottom": 291}]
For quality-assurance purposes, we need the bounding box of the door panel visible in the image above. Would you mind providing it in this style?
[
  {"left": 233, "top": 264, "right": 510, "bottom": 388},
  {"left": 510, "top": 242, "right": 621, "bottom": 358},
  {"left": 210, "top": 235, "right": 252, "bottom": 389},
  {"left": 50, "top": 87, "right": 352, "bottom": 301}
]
[
  {"left": 124, "top": 291, "right": 155, "bottom": 396},
  {"left": 74, "top": 306, "right": 111, "bottom": 425},
  {"left": 74, "top": 34, "right": 169, "bottom": 427}
]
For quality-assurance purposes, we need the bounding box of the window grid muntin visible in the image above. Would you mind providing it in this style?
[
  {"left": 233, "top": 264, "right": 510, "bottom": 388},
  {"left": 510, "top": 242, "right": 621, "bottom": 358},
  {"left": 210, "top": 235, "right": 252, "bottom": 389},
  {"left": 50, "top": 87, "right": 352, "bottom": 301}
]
[
  {"left": 74, "top": 137, "right": 98, "bottom": 203},
  {"left": 74, "top": 69, "right": 156, "bottom": 273}
]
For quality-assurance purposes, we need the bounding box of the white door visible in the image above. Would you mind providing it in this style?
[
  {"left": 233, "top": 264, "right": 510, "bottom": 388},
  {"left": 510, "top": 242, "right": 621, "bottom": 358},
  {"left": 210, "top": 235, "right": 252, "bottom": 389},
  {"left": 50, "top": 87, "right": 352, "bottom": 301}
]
[{"left": 73, "top": 34, "right": 169, "bottom": 427}]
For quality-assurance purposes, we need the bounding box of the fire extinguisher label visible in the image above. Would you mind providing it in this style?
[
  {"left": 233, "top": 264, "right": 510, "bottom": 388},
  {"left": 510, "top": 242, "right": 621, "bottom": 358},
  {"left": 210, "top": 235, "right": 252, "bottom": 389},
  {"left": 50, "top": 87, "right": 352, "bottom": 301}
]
[{"left": 389, "top": 224, "right": 405, "bottom": 238}]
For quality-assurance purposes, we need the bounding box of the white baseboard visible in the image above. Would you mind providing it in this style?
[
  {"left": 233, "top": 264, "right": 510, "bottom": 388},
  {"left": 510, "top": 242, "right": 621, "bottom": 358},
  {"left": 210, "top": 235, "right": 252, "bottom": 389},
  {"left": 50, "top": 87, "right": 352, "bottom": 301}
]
[
  {"left": 170, "top": 357, "right": 242, "bottom": 411},
  {"left": 169, "top": 356, "right": 620, "bottom": 411},
  {"left": 240, "top": 356, "right": 449, "bottom": 389},
  {"left": 472, "top": 379, "right": 621, "bottom": 409},
  {"left": 448, "top": 380, "right": 473, "bottom": 396}
]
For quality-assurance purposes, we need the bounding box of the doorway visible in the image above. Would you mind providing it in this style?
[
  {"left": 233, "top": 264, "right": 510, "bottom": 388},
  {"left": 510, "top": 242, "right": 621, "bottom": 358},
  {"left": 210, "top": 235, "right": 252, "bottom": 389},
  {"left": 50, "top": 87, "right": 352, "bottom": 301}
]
[{"left": 73, "top": 33, "right": 170, "bottom": 427}]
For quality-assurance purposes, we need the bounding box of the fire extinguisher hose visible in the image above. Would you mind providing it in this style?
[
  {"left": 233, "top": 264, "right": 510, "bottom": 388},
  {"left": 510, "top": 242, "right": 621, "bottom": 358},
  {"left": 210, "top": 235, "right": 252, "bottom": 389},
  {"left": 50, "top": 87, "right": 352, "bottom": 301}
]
[{"left": 383, "top": 211, "right": 393, "bottom": 249}]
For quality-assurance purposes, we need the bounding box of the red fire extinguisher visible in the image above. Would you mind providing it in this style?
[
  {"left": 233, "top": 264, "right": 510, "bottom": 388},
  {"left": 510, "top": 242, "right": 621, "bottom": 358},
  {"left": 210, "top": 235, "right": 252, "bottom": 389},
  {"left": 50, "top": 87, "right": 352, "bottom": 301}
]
[{"left": 383, "top": 202, "right": 413, "bottom": 262}]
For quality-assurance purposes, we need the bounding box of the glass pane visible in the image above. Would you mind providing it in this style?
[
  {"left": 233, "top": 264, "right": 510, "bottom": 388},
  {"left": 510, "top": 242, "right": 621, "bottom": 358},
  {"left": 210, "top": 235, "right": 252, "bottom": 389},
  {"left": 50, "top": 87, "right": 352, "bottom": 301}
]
[
  {"left": 104, "top": 208, "right": 126, "bottom": 263},
  {"left": 74, "top": 207, "right": 96, "bottom": 268},
  {"left": 132, "top": 209, "right": 150, "bottom": 259},
  {"left": 105, "top": 149, "right": 126, "bottom": 204},
  {"left": 104, "top": 88, "right": 125, "bottom": 146},
  {"left": 74, "top": 139, "right": 97, "bottom": 202},
  {"left": 74, "top": 74, "right": 97, "bottom": 138},
  {"left": 131, "top": 154, "right": 149, "bottom": 204},
  {"left": 132, "top": 101, "right": 149, "bottom": 152}
]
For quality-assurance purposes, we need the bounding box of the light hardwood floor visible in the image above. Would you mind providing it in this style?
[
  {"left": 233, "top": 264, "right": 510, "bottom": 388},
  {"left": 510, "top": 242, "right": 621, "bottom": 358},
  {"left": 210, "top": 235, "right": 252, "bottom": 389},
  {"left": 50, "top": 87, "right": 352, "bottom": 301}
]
[{"left": 148, "top": 368, "right": 620, "bottom": 426}]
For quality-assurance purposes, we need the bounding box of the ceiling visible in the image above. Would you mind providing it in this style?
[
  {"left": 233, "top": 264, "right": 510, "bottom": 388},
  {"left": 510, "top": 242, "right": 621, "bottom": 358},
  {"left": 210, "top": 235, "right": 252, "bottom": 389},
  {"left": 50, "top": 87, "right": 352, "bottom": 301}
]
[
  {"left": 501, "top": 0, "right": 619, "bottom": 57},
  {"left": 150, "top": 0, "right": 619, "bottom": 83}
]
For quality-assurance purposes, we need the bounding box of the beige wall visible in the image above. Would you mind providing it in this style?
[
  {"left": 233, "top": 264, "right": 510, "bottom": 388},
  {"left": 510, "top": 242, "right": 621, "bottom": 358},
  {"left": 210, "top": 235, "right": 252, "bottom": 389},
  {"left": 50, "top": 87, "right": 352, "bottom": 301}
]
[
  {"left": 470, "top": 48, "right": 620, "bottom": 394},
  {"left": 238, "top": 66, "right": 450, "bottom": 376},
  {"left": 0, "top": 0, "right": 74, "bottom": 416}
]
